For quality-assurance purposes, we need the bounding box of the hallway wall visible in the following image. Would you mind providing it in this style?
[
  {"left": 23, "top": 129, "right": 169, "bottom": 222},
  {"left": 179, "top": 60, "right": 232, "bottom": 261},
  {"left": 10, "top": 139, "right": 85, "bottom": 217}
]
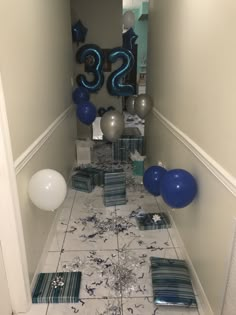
[
  {"left": 146, "top": 0, "right": 236, "bottom": 314},
  {"left": 0, "top": 0, "right": 76, "bottom": 282}
]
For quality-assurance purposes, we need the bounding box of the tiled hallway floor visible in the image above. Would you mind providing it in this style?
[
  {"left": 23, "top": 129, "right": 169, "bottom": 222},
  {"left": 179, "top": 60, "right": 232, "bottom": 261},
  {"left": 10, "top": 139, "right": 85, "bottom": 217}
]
[{"left": 26, "top": 183, "right": 202, "bottom": 315}]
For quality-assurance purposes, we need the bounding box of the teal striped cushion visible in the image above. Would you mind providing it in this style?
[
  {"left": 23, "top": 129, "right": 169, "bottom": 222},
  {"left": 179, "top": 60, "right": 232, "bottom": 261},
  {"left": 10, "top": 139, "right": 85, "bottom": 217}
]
[
  {"left": 32, "top": 272, "right": 81, "bottom": 304},
  {"left": 150, "top": 257, "right": 197, "bottom": 308}
]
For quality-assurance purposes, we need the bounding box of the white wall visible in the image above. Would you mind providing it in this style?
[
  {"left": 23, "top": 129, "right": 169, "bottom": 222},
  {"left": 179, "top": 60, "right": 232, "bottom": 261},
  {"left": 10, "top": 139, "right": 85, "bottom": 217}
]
[
  {"left": 146, "top": 0, "right": 236, "bottom": 314},
  {"left": 0, "top": 0, "right": 76, "bottom": 283}
]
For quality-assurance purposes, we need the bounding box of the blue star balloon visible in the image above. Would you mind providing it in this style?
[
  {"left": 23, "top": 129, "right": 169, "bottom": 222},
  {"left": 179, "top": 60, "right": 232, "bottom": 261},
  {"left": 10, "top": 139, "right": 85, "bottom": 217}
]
[
  {"left": 122, "top": 28, "right": 138, "bottom": 51},
  {"left": 72, "top": 20, "right": 88, "bottom": 44}
]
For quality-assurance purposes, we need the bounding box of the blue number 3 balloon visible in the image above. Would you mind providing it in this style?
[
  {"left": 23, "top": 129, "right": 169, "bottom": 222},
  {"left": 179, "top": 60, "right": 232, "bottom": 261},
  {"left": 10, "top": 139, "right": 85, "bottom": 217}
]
[
  {"left": 107, "top": 47, "right": 135, "bottom": 96},
  {"left": 76, "top": 44, "right": 105, "bottom": 93}
]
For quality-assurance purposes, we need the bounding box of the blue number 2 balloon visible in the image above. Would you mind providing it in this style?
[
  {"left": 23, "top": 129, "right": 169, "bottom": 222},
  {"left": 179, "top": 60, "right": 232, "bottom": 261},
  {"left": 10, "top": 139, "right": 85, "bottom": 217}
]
[
  {"left": 76, "top": 44, "right": 104, "bottom": 93},
  {"left": 107, "top": 47, "right": 135, "bottom": 96}
]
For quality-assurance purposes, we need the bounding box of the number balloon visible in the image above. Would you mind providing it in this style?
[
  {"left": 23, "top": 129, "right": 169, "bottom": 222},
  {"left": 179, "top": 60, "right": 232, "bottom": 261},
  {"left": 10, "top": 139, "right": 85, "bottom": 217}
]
[
  {"left": 107, "top": 47, "right": 135, "bottom": 96},
  {"left": 76, "top": 44, "right": 104, "bottom": 93}
]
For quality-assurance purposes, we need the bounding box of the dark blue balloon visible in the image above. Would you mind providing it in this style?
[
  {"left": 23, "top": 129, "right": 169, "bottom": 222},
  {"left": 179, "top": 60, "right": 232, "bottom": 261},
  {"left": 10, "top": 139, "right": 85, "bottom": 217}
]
[
  {"left": 72, "top": 87, "right": 90, "bottom": 105},
  {"left": 122, "top": 27, "right": 138, "bottom": 51},
  {"left": 76, "top": 101, "right": 97, "bottom": 125},
  {"left": 160, "top": 169, "right": 197, "bottom": 208},
  {"left": 98, "top": 107, "right": 106, "bottom": 117},
  {"left": 143, "top": 166, "right": 167, "bottom": 196},
  {"left": 72, "top": 20, "right": 88, "bottom": 44}
]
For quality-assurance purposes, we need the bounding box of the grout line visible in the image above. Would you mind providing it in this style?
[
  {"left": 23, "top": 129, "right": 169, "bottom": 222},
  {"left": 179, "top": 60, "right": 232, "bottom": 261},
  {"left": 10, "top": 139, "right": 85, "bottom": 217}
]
[{"left": 45, "top": 303, "right": 49, "bottom": 315}]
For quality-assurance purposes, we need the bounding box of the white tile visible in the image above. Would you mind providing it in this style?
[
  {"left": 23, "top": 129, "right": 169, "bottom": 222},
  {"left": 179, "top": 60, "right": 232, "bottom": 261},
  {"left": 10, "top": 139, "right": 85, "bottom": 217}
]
[
  {"left": 63, "top": 212, "right": 118, "bottom": 251},
  {"left": 122, "top": 297, "right": 199, "bottom": 315},
  {"left": 168, "top": 227, "right": 180, "bottom": 248},
  {"left": 24, "top": 304, "right": 48, "bottom": 315},
  {"left": 58, "top": 250, "right": 120, "bottom": 298},
  {"left": 119, "top": 248, "right": 178, "bottom": 298},
  {"left": 47, "top": 299, "right": 122, "bottom": 315},
  {"left": 118, "top": 216, "right": 173, "bottom": 250},
  {"left": 61, "top": 188, "right": 76, "bottom": 208},
  {"left": 49, "top": 220, "right": 67, "bottom": 252},
  {"left": 58, "top": 207, "right": 72, "bottom": 223},
  {"left": 42, "top": 252, "right": 60, "bottom": 273}
]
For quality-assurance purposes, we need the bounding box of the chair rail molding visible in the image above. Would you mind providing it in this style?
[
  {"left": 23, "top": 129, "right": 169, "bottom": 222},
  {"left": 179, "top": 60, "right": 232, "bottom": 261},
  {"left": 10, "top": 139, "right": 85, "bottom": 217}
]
[
  {"left": 153, "top": 108, "right": 236, "bottom": 197},
  {"left": 14, "top": 105, "right": 74, "bottom": 175}
]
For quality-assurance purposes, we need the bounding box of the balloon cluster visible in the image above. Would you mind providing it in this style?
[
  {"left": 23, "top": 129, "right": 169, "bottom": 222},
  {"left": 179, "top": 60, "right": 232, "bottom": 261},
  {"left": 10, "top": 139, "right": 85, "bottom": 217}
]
[
  {"left": 72, "top": 87, "right": 97, "bottom": 125},
  {"left": 143, "top": 166, "right": 197, "bottom": 208},
  {"left": 126, "top": 94, "right": 153, "bottom": 119}
]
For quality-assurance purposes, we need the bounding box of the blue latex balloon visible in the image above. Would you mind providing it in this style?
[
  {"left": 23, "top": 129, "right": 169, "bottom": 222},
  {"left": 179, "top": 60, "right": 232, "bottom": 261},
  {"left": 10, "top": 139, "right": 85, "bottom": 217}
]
[
  {"left": 72, "top": 87, "right": 90, "bottom": 105},
  {"left": 122, "top": 27, "right": 138, "bottom": 51},
  {"left": 160, "top": 169, "right": 197, "bottom": 208},
  {"left": 72, "top": 20, "right": 88, "bottom": 44},
  {"left": 76, "top": 101, "right": 97, "bottom": 125},
  {"left": 143, "top": 166, "right": 167, "bottom": 196}
]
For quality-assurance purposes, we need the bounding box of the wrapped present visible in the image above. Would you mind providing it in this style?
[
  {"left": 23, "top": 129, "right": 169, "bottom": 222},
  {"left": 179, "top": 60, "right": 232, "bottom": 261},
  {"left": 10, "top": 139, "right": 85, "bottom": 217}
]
[
  {"left": 104, "top": 170, "right": 126, "bottom": 207},
  {"left": 85, "top": 167, "right": 105, "bottom": 186},
  {"left": 135, "top": 212, "right": 171, "bottom": 230},
  {"left": 150, "top": 257, "right": 197, "bottom": 308},
  {"left": 72, "top": 170, "right": 94, "bottom": 193},
  {"left": 74, "top": 167, "right": 105, "bottom": 187},
  {"left": 112, "top": 135, "right": 144, "bottom": 162},
  {"left": 32, "top": 272, "right": 82, "bottom": 303}
]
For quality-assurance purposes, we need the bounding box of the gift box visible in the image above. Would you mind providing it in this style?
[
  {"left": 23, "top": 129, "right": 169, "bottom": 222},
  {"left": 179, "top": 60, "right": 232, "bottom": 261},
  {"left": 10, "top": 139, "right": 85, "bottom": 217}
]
[
  {"left": 135, "top": 212, "right": 171, "bottom": 230},
  {"left": 32, "top": 272, "right": 82, "bottom": 304},
  {"left": 85, "top": 167, "right": 105, "bottom": 186},
  {"left": 103, "top": 170, "right": 126, "bottom": 206},
  {"left": 112, "top": 135, "right": 144, "bottom": 162},
  {"left": 72, "top": 170, "right": 94, "bottom": 193},
  {"left": 74, "top": 167, "right": 105, "bottom": 187},
  {"left": 150, "top": 257, "right": 197, "bottom": 308}
]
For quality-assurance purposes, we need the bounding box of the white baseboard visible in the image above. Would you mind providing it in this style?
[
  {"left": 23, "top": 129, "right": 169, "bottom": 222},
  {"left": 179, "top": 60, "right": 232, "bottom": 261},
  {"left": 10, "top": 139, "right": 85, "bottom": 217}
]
[
  {"left": 157, "top": 198, "right": 213, "bottom": 315},
  {"left": 30, "top": 205, "right": 62, "bottom": 291}
]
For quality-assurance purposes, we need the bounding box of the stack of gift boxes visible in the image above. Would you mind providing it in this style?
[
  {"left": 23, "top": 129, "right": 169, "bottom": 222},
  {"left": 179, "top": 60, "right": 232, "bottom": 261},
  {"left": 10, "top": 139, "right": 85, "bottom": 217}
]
[{"left": 72, "top": 167, "right": 126, "bottom": 207}]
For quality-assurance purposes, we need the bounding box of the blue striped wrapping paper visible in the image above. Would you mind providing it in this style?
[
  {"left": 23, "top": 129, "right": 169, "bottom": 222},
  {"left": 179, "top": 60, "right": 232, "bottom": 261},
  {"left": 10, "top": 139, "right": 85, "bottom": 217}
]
[
  {"left": 103, "top": 171, "right": 126, "bottom": 206},
  {"left": 32, "top": 272, "right": 82, "bottom": 304},
  {"left": 135, "top": 212, "right": 171, "bottom": 230},
  {"left": 150, "top": 257, "right": 197, "bottom": 308},
  {"left": 72, "top": 171, "right": 94, "bottom": 193},
  {"left": 112, "top": 136, "right": 144, "bottom": 162}
]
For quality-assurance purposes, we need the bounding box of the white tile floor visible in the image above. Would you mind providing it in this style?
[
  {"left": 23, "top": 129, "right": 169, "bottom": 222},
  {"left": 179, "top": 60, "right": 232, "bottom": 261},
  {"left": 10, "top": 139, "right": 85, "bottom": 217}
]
[{"left": 26, "top": 182, "right": 203, "bottom": 315}]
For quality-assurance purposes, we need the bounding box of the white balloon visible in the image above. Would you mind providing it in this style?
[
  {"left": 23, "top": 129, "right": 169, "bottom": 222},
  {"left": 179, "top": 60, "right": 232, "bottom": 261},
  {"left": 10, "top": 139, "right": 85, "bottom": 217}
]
[
  {"left": 123, "top": 11, "right": 135, "bottom": 29},
  {"left": 28, "top": 169, "right": 67, "bottom": 211}
]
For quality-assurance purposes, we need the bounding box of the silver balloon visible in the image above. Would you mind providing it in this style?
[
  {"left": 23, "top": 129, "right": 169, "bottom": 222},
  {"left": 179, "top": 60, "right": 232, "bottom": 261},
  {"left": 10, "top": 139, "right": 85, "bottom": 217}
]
[
  {"left": 135, "top": 94, "right": 153, "bottom": 119},
  {"left": 100, "top": 110, "right": 124, "bottom": 142},
  {"left": 126, "top": 95, "right": 137, "bottom": 115}
]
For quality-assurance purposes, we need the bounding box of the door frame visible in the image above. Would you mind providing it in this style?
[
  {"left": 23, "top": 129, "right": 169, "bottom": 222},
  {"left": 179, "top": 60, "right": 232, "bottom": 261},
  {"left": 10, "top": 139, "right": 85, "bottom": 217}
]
[{"left": 0, "top": 73, "right": 31, "bottom": 313}]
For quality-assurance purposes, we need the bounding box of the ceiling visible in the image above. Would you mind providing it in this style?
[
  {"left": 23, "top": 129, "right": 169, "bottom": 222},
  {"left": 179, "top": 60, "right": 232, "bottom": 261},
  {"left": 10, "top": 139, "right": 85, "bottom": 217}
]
[{"left": 123, "top": 0, "right": 149, "bottom": 9}]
